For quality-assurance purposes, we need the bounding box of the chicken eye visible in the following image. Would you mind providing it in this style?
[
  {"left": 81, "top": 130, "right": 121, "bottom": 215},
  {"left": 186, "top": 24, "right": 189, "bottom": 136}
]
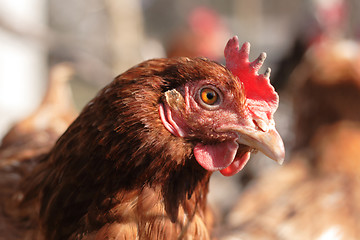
[{"left": 200, "top": 88, "right": 219, "bottom": 105}]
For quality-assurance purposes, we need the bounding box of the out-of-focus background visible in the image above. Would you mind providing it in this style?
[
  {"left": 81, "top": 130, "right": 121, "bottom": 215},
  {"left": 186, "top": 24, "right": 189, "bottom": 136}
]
[
  {"left": 1, "top": 0, "right": 359, "bottom": 137},
  {"left": 1, "top": 0, "right": 360, "bottom": 236}
]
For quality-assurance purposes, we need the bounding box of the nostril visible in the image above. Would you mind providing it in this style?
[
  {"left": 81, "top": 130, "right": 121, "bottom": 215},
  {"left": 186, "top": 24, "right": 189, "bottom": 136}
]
[{"left": 253, "top": 119, "right": 268, "bottom": 132}]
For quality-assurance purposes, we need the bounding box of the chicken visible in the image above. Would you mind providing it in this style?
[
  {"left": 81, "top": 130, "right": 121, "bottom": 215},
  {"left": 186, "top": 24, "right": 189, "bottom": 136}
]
[
  {"left": 166, "top": 6, "right": 229, "bottom": 61},
  {"left": 271, "top": 0, "right": 349, "bottom": 91},
  {"left": 222, "top": 39, "right": 360, "bottom": 240},
  {"left": 0, "top": 36, "right": 284, "bottom": 239},
  {"left": 0, "top": 63, "right": 77, "bottom": 239},
  {"left": 0, "top": 63, "right": 77, "bottom": 153},
  {"left": 291, "top": 39, "right": 360, "bottom": 149},
  {"left": 223, "top": 121, "right": 360, "bottom": 240}
]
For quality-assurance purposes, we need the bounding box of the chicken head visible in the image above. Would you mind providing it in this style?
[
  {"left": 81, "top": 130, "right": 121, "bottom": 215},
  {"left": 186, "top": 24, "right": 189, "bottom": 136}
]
[{"left": 159, "top": 36, "right": 285, "bottom": 176}]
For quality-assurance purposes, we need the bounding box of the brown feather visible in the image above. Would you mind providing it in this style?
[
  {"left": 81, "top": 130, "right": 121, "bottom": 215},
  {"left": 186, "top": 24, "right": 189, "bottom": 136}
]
[{"left": 18, "top": 58, "right": 234, "bottom": 239}]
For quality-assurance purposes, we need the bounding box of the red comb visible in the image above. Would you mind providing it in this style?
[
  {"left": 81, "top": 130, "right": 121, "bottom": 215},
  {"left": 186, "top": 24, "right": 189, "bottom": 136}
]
[{"left": 224, "top": 36, "right": 279, "bottom": 120}]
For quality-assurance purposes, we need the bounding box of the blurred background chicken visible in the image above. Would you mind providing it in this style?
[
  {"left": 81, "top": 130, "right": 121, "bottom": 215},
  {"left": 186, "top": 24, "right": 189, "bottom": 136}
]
[
  {"left": 0, "top": 63, "right": 77, "bottom": 239},
  {"left": 271, "top": 0, "right": 349, "bottom": 91},
  {"left": 165, "top": 6, "right": 229, "bottom": 61},
  {"left": 292, "top": 40, "right": 360, "bottom": 149},
  {"left": 223, "top": 121, "right": 360, "bottom": 240},
  {"left": 0, "top": 63, "right": 76, "bottom": 151}
]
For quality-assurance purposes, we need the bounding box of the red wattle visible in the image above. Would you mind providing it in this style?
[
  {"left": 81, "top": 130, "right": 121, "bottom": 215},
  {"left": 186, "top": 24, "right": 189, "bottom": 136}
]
[
  {"left": 193, "top": 141, "right": 238, "bottom": 171},
  {"left": 220, "top": 151, "right": 251, "bottom": 176}
]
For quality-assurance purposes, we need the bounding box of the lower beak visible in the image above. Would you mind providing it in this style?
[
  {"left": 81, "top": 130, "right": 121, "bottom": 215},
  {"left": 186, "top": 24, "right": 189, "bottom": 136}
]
[{"left": 235, "top": 127, "right": 285, "bottom": 164}]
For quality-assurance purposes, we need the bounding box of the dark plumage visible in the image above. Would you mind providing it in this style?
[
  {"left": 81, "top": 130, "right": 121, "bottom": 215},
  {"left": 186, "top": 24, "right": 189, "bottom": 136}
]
[{"left": 25, "top": 58, "right": 223, "bottom": 239}]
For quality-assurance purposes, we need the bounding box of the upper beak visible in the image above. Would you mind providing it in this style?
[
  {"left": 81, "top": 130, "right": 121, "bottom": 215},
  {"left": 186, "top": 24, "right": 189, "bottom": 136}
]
[{"left": 235, "top": 125, "right": 285, "bottom": 165}]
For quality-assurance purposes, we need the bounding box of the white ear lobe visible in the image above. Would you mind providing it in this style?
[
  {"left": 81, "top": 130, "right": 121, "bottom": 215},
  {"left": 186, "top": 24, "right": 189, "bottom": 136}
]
[{"left": 164, "top": 89, "right": 185, "bottom": 111}]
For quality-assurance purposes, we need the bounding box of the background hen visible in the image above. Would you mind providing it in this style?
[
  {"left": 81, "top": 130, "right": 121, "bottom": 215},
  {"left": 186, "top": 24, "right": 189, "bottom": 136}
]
[
  {"left": 165, "top": 6, "right": 229, "bottom": 61},
  {"left": 0, "top": 37, "right": 284, "bottom": 239},
  {"left": 0, "top": 63, "right": 77, "bottom": 239},
  {"left": 221, "top": 37, "right": 360, "bottom": 240},
  {"left": 291, "top": 39, "right": 360, "bottom": 149}
]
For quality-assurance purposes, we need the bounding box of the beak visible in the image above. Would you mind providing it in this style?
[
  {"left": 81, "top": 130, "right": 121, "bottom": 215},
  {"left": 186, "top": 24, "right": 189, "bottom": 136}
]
[{"left": 235, "top": 125, "right": 285, "bottom": 165}]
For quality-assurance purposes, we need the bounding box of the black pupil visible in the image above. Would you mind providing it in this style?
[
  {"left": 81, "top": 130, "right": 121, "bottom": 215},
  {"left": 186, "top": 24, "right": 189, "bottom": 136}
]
[{"left": 207, "top": 92, "right": 215, "bottom": 100}]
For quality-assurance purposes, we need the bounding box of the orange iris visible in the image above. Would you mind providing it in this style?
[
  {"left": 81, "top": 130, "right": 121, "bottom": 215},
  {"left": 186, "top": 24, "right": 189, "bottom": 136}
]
[{"left": 200, "top": 88, "right": 218, "bottom": 105}]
